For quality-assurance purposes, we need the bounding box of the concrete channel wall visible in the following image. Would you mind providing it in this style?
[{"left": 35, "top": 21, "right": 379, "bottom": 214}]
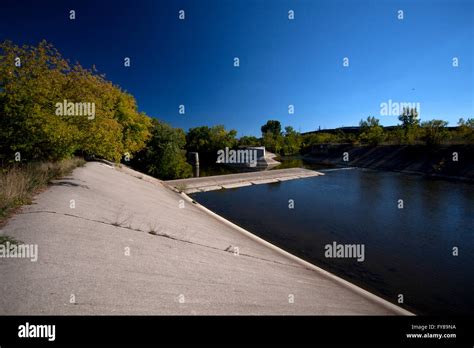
[{"left": 0, "top": 162, "right": 413, "bottom": 315}]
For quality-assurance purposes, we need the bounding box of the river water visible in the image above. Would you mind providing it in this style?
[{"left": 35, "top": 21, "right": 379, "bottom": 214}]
[{"left": 190, "top": 168, "right": 474, "bottom": 315}]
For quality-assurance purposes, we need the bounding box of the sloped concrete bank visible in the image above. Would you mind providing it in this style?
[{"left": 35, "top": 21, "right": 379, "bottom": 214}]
[
  {"left": 0, "top": 162, "right": 412, "bottom": 315},
  {"left": 165, "top": 168, "right": 324, "bottom": 194},
  {"left": 305, "top": 144, "right": 474, "bottom": 181}
]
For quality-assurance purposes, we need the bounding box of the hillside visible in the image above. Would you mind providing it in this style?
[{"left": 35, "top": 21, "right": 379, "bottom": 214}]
[{"left": 305, "top": 144, "right": 474, "bottom": 180}]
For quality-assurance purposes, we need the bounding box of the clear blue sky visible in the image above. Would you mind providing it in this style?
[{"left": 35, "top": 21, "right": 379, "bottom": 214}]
[{"left": 1, "top": 0, "right": 473, "bottom": 136}]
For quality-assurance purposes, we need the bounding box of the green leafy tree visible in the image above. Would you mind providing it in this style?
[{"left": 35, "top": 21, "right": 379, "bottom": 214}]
[
  {"left": 0, "top": 40, "right": 151, "bottom": 163},
  {"left": 282, "top": 126, "right": 302, "bottom": 155},
  {"left": 186, "top": 125, "right": 237, "bottom": 153},
  {"left": 261, "top": 120, "right": 282, "bottom": 136},
  {"left": 186, "top": 126, "right": 212, "bottom": 153},
  {"left": 112, "top": 93, "right": 152, "bottom": 157},
  {"left": 303, "top": 132, "right": 336, "bottom": 145},
  {"left": 385, "top": 127, "right": 406, "bottom": 145},
  {"left": 0, "top": 40, "right": 78, "bottom": 161},
  {"left": 261, "top": 120, "right": 284, "bottom": 153},
  {"left": 398, "top": 107, "right": 420, "bottom": 144},
  {"left": 457, "top": 118, "right": 474, "bottom": 143},
  {"left": 398, "top": 107, "right": 420, "bottom": 128},
  {"left": 421, "top": 119, "right": 449, "bottom": 146},
  {"left": 262, "top": 131, "right": 284, "bottom": 153},
  {"left": 238, "top": 135, "right": 260, "bottom": 147},
  {"left": 132, "top": 119, "right": 192, "bottom": 180},
  {"left": 359, "top": 116, "right": 385, "bottom": 145},
  {"left": 209, "top": 125, "right": 237, "bottom": 150}
]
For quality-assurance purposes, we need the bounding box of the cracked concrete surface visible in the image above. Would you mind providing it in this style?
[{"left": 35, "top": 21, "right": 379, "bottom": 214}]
[{"left": 0, "top": 162, "right": 409, "bottom": 315}]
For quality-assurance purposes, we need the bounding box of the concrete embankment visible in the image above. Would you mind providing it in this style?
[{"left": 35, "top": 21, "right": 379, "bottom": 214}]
[
  {"left": 305, "top": 144, "right": 474, "bottom": 180},
  {"left": 0, "top": 162, "right": 411, "bottom": 315},
  {"left": 165, "top": 168, "right": 323, "bottom": 194}
]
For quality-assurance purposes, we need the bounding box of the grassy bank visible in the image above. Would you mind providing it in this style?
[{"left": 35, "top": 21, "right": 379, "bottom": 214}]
[{"left": 0, "top": 157, "right": 85, "bottom": 224}]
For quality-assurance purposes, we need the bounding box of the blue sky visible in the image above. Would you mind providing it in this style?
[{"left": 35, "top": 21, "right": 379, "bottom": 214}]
[{"left": 1, "top": 0, "right": 473, "bottom": 136}]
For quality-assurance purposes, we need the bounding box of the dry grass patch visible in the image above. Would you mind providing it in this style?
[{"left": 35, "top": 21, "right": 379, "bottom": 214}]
[{"left": 0, "top": 157, "right": 85, "bottom": 223}]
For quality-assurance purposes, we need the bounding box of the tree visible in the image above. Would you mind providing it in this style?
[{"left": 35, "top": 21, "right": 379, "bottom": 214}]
[
  {"left": 359, "top": 116, "right": 385, "bottom": 145},
  {"left": 457, "top": 118, "right": 474, "bottom": 143},
  {"left": 262, "top": 131, "right": 284, "bottom": 153},
  {"left": 261, "top": 120, "right": 284, "bottom": 153},
  {"left": 282, "top": 126, "right": 302, "bottom": 155},
  {"left": 261, "top": 120, "right": 282, "bottom": 136},
  {"left": 458, "top": 117, "right": 474, "bottom": 129},
  {"left": 385, "top": 126, "right": 405, "bottom": 145},
  {"left": 209, "top": 125, "right": 237, "bottom": 150},
  {"left": 186, "top": 126, "right": 212, "bottom": 153},
  {"left": 0, "top": 40, "right": 78, "bottom": 161},
  {"left": 112, "top": 93, "right": 152, "bottom": 156},
  {"left": 186, "top": 125, "right": 237, "bottom": 154},
  {"left": 0, "top": 40, "right": 152, "bottom": 163},
  {"left": 421, "top": 120, "right": 449, "bottom": 146},
  {"left": 132, "top": 119, "right": 192, "bottom": 180},
  {"left": 398, "top": 107, "right": 420, "bottom": 128},
  {"left": 238, "top": 136, "right": 260, "bottom": 147},
  {"left": 398, "top": 107, "right": 420, "bottom": 144},
  {"left": 302, "top": 132, "right": 336, "bottom": 145}
]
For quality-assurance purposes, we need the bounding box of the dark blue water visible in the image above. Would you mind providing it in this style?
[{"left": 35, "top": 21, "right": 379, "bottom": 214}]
[{"left": 191, "top": 168, "right": 474, "bottom": 315}]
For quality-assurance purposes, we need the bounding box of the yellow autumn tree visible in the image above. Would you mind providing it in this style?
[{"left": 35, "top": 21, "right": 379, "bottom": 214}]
[{"left": 0, "top": 40, "right": 151, "bottom": 163}]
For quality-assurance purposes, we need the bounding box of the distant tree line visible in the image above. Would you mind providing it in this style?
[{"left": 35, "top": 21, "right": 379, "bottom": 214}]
[
  {"left": 255, "top": 113, "right": 474, "bottom": 155},
  {"left": 1, "top": 41, "right": 473, "bottom": 181},
  {"left": 302, "top": 109, "right": 474, "bottom": 149}
]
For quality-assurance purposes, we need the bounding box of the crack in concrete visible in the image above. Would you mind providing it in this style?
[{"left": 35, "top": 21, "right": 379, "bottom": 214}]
[{"left": 19, "top": 210, "right": 304, "bottom": 270}]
